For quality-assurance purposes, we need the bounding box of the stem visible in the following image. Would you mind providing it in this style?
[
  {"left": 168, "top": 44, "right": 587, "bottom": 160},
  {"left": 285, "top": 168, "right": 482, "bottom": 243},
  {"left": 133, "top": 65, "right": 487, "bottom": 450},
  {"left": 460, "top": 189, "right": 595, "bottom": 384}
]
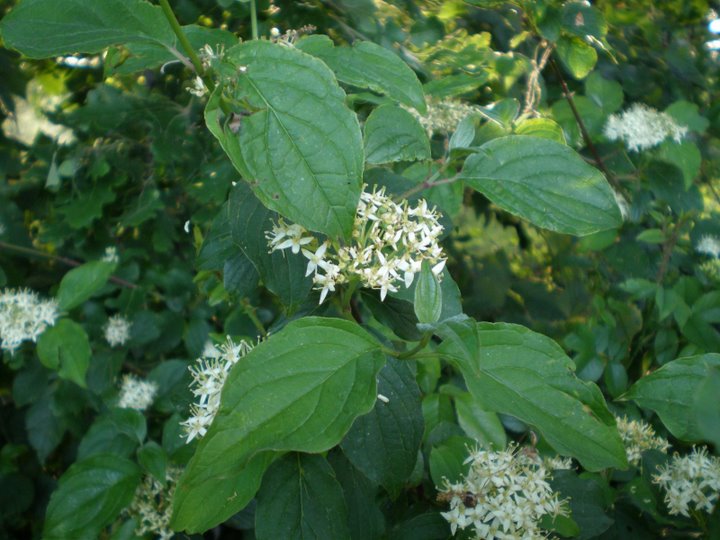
[
  {"left": 655, "top": 214, "right": 689, "bottom": 284},
  {"left": 396, "top": 332, "right": 432, "bottom": 360},
  {"left": 250, "top": 0, "right": 258, "bottom": 40},
  {"left": 550, "top": 59, "right": 617, "bottom": 189},
  {"left": 0, "top": 241, "right": 138, "bottom": 290},
  {"left": 158, "top": 0, "right": 215, "bottom": 93},
  {"left": 240, "top": 298, "right": 267, "bottom": 337}
]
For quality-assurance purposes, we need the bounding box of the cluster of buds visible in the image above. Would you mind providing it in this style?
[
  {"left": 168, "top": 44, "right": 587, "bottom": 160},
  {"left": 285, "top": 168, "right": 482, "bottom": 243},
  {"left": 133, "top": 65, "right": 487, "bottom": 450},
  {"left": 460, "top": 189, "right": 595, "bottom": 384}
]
[
  {"left": 652, "top": 447, "right": 720, "bottom": 517},
  {"left": 604, "top": 103, "right": 687, "bottom": 152},
  {"left": 0, "top": 288, "right": 58, "bottom": 354},
  {"left": 269, "top": 25, "right": 316, "bottom": 47},
  {"left": 615, "top": 416, "right": 670, "bottom": 466},
  {"left": 128, "top": 467, "right": 182, "bottom": 540},
  {"left": 117, "top": 374, "right": 158, "bottom": 412},
  {"left": 438, "top": 443, "right": 569, "bottom": 539},
  {"left": 266, "top": 185, "right": 446, "bottom": 304},
  {"left": 405, "top": 97, "right": 479, "bottom": 138},
  {"left": 181, "top": 338, "right": 254, "bottom": 443},
  {"left": 104, "top": 314, "right": 132, "bottom": 347}
]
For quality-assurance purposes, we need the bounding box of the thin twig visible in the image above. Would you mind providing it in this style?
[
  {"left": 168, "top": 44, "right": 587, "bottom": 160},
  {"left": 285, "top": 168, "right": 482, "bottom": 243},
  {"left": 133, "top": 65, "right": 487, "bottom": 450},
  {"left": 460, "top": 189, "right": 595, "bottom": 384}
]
[
  {"left": 655, "top": 214, "right": 689, "bottom": 283},
  {"left": 550, "top": 59, "right": 618, "bottom": 189},
  {"left": 0, "top": 241, "right": 138, "bottom": 289}
]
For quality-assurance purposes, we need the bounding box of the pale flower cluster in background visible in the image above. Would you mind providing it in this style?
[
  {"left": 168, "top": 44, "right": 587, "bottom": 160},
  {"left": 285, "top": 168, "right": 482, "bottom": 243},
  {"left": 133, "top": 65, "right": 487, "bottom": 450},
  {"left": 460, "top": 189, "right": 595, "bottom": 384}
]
[
  {"left": 405, "top": 97, "right": 479, "bottom": 138},
  {"left": 181, "top": 338, "right": 253, "bottom": 443},
  {"left": 104, "top": 314, "right": 132, "bottom": 347},
  {"left": 616, "top": 415, "right": 670, "bottom": 466},
  {"left": 604, "top": 103, "right": 687, "bottom": 152},
  {"left": 102, "top": 246, "right": 119, "bottom": 263},
  {"left": 117, "top": 374, "right": 158, "bottom": 411},
  {"left": 128, "top": 467, "right": 182, "bottom": 540},
  {"left": 267, "top": 185, "right": 446, "bottom": 304},
  {"left": 438, "top": 443, "right": 569, "bottom": 540},
  {"left": 696, "top": 235, "right": 720, "bottom": 283},
  {"left": 0, "top": 288, "right": 58, "bottom": 354},
  {"left": 652, "top": 447, "right": 720, "bottom": 517}
]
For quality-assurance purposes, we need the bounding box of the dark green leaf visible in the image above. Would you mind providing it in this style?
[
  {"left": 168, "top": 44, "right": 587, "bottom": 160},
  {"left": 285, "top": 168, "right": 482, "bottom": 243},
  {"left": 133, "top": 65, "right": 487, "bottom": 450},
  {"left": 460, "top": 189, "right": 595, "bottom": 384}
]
[
  {"left": 78, "top": 409, "right": 146, "bottom": 460},
  {"left": 364, "top": 104, "right": 430, "bottom": 164},
  {"left": 43, "top": 454, "right": 141, "bottom": 540},
  {"left": 255, "top": 453, "right": 350, "bottom": 540},
  {"left": 36, "top": 319, "right": 91, "bottom": 388},
  {"left": 428, "top": 435, "right": 474, "bottom": 487},
  {"left": 556, "top": 36, "right": 597, "bottom": 80},
  {"left": 57, "top": 261, "right": 115, "bottom": 311},
  {"left": 461, "top": 136, "right": 621, "bottom": 236}
]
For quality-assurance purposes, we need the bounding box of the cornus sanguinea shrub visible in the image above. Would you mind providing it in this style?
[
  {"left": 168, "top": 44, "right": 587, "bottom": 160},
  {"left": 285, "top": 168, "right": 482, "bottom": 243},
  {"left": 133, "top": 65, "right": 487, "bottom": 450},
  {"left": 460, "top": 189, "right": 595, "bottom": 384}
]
[{"left": 0, "top": 1, "right": 719, "bottom": 539}]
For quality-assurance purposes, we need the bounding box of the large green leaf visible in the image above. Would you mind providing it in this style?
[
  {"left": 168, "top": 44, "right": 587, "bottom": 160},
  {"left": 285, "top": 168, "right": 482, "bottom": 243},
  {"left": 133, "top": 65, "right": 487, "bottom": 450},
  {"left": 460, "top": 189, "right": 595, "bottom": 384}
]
[
  {"left": 36, "top": 319, "right": 91, "bottom": 388},
  {"left": 57, "top": 261, "right": 116, "bottom": 311},
  {"left": 461, "top": 136, "right": 621, "bottom": 236},
  {"left": 436, "top": 318, "right": 627, "bottom": 471},
  {"left": 364, "top": 104, "right": 430, "bottom": 164},
  {"left": 227, "top": 183, "right": 312, "bottom": 309},
  {"left": 297, "top": 35, "right": 426, "bottom": 112},
  {"left": 622, "top": 354, "right": 720, "bottom": 441},
  {"left": 0, "top": 0, "right": 173, "bottom": 58},
  {"left": 208, "top": 40, "right": 363, "bottom": 239},
  {"left": 43, "top": 454, "right": 141, "bottom": 540},
  {"left": 340, "top": 358, "right": 423, "bottom": 493},
  {"left": 255, "top": 454, "right": 350, "bottom": 540},
  {"left": 171, "top": 317, "right": 385, "bottom": 532}
]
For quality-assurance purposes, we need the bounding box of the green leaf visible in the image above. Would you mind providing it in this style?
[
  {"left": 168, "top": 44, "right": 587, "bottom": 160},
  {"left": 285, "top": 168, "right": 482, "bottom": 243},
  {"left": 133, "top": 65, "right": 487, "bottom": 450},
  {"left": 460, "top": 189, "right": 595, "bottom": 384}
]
[
  {"left": 43, "top": 454, "right": 141, "bottom": 540},
  {"left": 428, "top": 435, "right": 474, "bottom": 487},
  {"left": 364, "top": 104, "right": 430, "bottom": 164},
  {"left": 453, "top": 392, "right": 507, "bottom": 449},
  {"left": 58, "top": 183, "right": 116, "bottom": 230},
  {"left": 171, "top": 317, "right": 385, "bottom": 532},
  {"left": 57, "top": 261, "right": 115, "bottom": 310},
  {"left": 0, "top": 0, "right": 173, "bottom": 58},
  {"left": 209, "top": 40, "right": 363, "bottom": 239},
  {"left": 137, "top": 442, "right": 167, "bottom": 483},
  {"left": 695, "top": 367, "right": 720, "bottom": 448},
  {"left": 255, "top": 454, "right": 350, "bottom": 540},
  {"left": 36, "top": 319, "right": 91, "bottom": 388},
  {"left": 656, "top": 140, "right": 701, "bottom": 189},
  {"left": 297, "top": 35, "right": 426, "bottom": 113},
  {"left": 665, "top": 100, "right": 709, "bottom": 133},
  {"left": 340, "top": 358, "right": 423, "bottom": 493},
  {"left": 551, "top": 471, "right": 614, "bottom": 540},
  {"left": 461, "top": 136, "right": 621, "bottom": 236},
  {"left": 78, "top": 409, "right": 146, "bottom": 460},
  {"left": 623, "top": 354, "right": 720, "bottom": 441},
  {"left": 437, "top": 319, "right": 627, "bottom": 471},
  {"left": 227, "top": 183, "right": 312, "bottom": 309},
  {"left": 514, "top": 118, "right": 566, "bottom": 144},
  {"left": 414, "top": 262, "right": 442, "bottom": 324},
  {"left": 585, "top": 72, "right": 623, "bottom": 115},
  {"left": 556, "top": 36, "right": 597, "bottom": 80},
  {"left": 561, "top": 3, "right": 607, "bottom": 39}
]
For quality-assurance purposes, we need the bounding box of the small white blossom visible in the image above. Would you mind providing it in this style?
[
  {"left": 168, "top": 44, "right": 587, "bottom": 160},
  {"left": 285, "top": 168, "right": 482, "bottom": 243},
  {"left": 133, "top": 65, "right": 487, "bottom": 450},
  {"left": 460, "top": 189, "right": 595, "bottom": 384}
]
[
  {"left": 0, "top": 288, "right": 59, "bottom": 354},
  {"left": 128, "top": 467, "right": 182, "bottom": 540},
  {"left": 187, "top": 76, "right": 207, "bottom": 98},
  {"left": 104, "top": 314, "right": 131, "bottom": 347},
  {"left": 696, "top": 235, "right": 720, "bottom": 259},
  {"left": 404, "top": 97, "right": 480, "bottom": 138},
  {"left": 117, "top": 374, "right": 158, "bottom": 411},
  {"left": 604, "top": 103, "right": 688, "bottom": 152},
  {"left": 439, "top": 443, "right": 569, "bottom": 540},
  {"left": 616, "top": 416, "right": 670, "bottom": 466},
  {"left": 181, "top": 337, "right": 253, "bottom": 443},
  {"left": 101, "top": 246, "right": 119, "bottom": 263},
  {"left": 653, "top": 447, "right": 720, "bottom": 517}
]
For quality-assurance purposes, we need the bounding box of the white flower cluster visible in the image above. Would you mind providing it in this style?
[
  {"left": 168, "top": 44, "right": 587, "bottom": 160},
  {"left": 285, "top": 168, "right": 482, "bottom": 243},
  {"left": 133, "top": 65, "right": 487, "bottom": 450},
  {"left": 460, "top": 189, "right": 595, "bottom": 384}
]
[
  {"left": 181, "top": 338, "right": 253, "bottom": 443},
  {"left": 439, "top": 443, "right": 569, "bottom": 540},
  {"left": 696, "top": 235, "right": 720, "bottom": 259},
  {"left": 616, "top": 416, "right": 670, "bottom": 466},
  {"left": 117, "top": 374, "right": 158, "bottom": 412},
  {"left": 604, "top": 103, "right": 688, "bottom": 152},
  {"left": 652, "top": 447, "right": 720, "bottom": 517},
  {"left": 128, "top": 467, "right": 182, "bottom": 540},
  {"left": 104, "top": 314, "right": 131, "bottom": 347},
  {"left": 102, "top": 246, "right": 119, "bottom": 263},
  {"left": 405, "top": 97, "right": 479, "bottom": 138},
  {"left": 267, "top": 185, "right": 446, "bottom": 304},
  {"left": 0, "top": 288, "right": 59, "bottom": 354}
]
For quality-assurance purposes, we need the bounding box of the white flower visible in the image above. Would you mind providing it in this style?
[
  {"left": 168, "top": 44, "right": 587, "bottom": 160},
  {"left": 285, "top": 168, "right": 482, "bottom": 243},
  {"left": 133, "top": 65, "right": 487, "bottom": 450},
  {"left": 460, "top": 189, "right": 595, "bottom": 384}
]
[
  {"left": 104, "top": 314, "right": 131, "bottom": 347},
  {"left": 181, "top": 337, "right": 253, "bottom": 443},
  {"left": 128, "top": 467, "right": 182, "bottom": 540},
  {"left": 101, "top": 246, "right": 119, "bottom": 263},
  {"left": 0, "top": 288, "right": 58, "bottom": 354},
  {"left": 616, "top": 416, "right": 670, "bottom": 466},
  {"left": 117, "top": 374, "right": 158, "bottom": 411},
  {"left": 696, "top": 235, "right": 720, "bottom": 258},
  {"left": 439, "top": 443, "right": 568, "bottom": 540},
  {"left": 653, "top": 447, "right": 720, "bottom": 517},
  {"left": 302, "top": 241, "right": 329, "bottom": 276},
  {"left": 404, "top": 97, "right": 480, "bottom": 138},
  {"left": 187, "top": 76, "right": 207, "bottom": 98},
  {"left": 604, "top": 103, "right": 688, "bottom": 152}
]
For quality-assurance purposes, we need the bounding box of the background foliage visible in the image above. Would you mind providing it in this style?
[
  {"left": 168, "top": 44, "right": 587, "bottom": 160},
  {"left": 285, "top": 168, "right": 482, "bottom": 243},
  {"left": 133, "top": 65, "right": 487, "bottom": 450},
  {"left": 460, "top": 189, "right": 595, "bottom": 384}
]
[{"left": 1, "top": 0, "right": 719, "bottom": 538}]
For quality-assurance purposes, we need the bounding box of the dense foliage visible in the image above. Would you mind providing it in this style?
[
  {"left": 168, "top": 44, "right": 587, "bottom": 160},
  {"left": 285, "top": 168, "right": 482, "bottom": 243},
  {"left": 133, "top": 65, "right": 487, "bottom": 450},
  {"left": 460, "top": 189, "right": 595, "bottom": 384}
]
[{"left": 1, "top": 0, "right": 719, "bottom": 538}]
